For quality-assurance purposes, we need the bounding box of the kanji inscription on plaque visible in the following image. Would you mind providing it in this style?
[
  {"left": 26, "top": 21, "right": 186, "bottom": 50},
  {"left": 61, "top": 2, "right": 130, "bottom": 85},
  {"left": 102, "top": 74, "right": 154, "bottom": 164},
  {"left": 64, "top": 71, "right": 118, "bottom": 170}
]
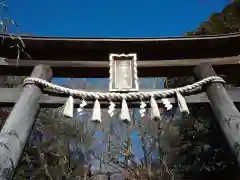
[{"left": 109, "top": 53, "right": 139, "bottom": 92}]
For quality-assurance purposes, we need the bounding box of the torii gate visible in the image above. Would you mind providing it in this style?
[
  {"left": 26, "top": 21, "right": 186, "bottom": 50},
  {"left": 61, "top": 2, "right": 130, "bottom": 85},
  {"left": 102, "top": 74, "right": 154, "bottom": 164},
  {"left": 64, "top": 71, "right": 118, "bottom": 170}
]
[{"left": 0, "top": 33, "right": 239, "bottom": 179}]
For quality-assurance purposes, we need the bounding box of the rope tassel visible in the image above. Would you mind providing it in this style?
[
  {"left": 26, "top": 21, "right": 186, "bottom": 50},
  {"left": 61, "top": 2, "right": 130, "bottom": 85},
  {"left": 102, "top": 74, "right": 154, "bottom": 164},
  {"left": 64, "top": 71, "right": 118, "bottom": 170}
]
[
  {"left": 91, "top": 99, "right": 101, "bottom": 123},
  {"left": 176, "top": 91, "right": 190, "bottom": 116},
  {"left": 120, "top": 99, "right": 131, "bottom": 124},
  {"left": 150, "top": 97, "right": 161, "bottom": 121},
  {"left": 63, "top": 96, "right": 74, "bottom": 118}
]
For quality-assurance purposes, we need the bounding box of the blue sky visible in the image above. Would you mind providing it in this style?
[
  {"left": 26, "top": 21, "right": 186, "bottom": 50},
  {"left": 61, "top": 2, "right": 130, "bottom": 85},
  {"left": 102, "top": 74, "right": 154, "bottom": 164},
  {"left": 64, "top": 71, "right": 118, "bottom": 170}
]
[
  {"left": 6, "top": 0, "right": 230, "bottom": 167},
  {"left": 7, "top": 0, "right": 228, "bottom": 37}
]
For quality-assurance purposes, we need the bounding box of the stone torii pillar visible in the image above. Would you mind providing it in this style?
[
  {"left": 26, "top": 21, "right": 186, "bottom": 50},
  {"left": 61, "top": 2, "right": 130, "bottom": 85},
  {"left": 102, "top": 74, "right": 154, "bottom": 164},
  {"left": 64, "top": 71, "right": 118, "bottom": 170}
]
[
  {"left": 194, "top": 63, "right": 240, "bottom": 167},
  {"left": 0, "top": 65, "right": 52, "bottom": 180}
]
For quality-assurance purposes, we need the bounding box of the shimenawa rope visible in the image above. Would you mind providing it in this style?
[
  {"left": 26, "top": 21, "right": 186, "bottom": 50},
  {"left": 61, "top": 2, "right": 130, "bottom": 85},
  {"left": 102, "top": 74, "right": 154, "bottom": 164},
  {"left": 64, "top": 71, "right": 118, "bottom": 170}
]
[
  {"left": 22, "top": 76, "right": 225, "bottom": 121},
  {"left": 23, "top": 76, "right": 225, "bottom": 100}
]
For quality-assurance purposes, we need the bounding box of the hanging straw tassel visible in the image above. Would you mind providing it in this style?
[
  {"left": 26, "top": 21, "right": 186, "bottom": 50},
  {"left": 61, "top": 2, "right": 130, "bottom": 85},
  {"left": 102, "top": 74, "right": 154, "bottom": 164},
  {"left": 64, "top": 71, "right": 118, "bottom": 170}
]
[
  {"left": 120, "top": 99, "right": 131, "bottom": 124},
  {"left": 91, "top": 99, "right": 101, "bottom": 123},
  {"left": 176, "top": 91, "right": 190, "bottom": 116},
  {"left": 150, "top": 97, "right": 161, "bottom": 122},
  {"left": 63, "top": 96, "right": 74, "bottom": 118}
]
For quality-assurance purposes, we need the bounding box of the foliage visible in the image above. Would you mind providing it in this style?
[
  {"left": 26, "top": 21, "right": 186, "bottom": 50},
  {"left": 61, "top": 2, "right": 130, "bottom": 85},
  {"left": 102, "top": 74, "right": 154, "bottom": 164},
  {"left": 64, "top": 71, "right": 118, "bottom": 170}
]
[
  {"left": 14, "top": 110, "right": 95, "bottom": 180},
  {"left": 186, "top": 0, "right": 240, "bottom": 36}
]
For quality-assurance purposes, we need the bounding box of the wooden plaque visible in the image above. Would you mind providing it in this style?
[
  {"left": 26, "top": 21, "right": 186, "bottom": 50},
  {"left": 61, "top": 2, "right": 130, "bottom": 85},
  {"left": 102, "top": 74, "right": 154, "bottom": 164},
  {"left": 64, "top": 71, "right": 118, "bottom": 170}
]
[{"left": 109, "top": 53, "right": 139, "bottom": 92}]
